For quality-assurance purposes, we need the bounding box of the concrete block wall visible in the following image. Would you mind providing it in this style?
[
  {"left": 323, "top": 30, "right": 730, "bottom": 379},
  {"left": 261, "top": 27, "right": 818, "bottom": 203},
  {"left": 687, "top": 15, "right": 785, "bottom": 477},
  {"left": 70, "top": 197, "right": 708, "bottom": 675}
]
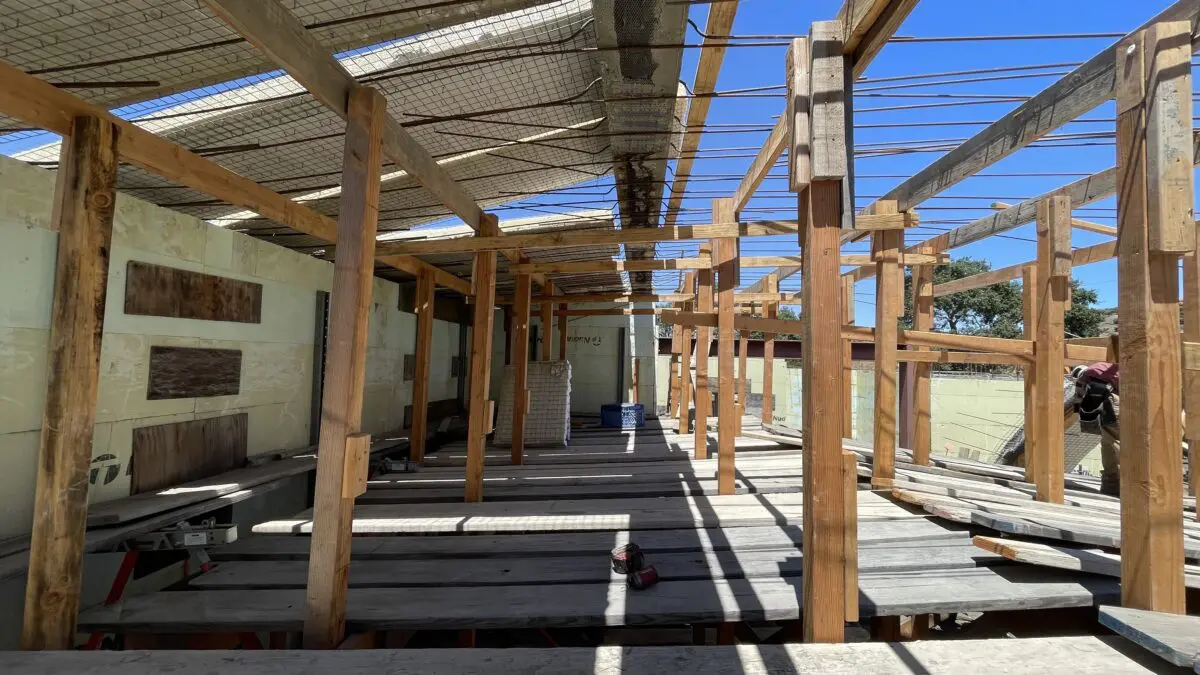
[{"left": 0, "top": 155, "right": 461, "bottom": 540}]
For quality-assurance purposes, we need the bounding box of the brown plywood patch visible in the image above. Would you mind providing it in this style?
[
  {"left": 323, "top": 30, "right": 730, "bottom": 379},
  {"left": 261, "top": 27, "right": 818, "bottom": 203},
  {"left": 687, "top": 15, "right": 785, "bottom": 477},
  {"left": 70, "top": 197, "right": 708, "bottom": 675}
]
[
  {"left": 125, "top": 261, "right": 262, "bottom": 323},
  {"left": 131, "top": 413, "right": 248, "bottom": 494},
  {"left": 147, "top": 346, "right": 242, "bottom": 400}
]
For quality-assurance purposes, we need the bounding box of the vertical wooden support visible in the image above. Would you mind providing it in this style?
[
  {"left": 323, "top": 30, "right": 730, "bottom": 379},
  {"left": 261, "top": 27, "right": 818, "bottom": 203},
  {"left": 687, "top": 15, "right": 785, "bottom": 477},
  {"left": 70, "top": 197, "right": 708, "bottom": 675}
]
[
  {"left": 409, "top": 268, "right": 435, "bottom": 464},
  {"left": 1033, "top": 196, "right": 1071, "bottom": 503},
  {"left": 669, "top": 330, "right": 682, "bottom": 419},
  {"left": 910, "top": 252, "right": 934, "bottom": 465},
  {"left": 794, "top": 24, "right": 847, "bottom": 642},
  {"left": 20, "top": 115, "right": 119, "bottom": 651},
  {"left": 1021, "top": 264, "right": 1039, "bottom": 484},
  {"left": 871, "top": 202, "right": 901, "bottom": 488},
  {"left": 715, "top": 204, "right": 738, "bottom": 494},
  {"left": 557, "top": 303, "right": 568, "bottom": 360},
  {"left": 737, "top": 322, "right": 748, "bottom": 434},
  {"left": 464, "top": 222, "right": 499, "bottom": 503},
  {"left": 1114, "top": 22, "right": 1189, "bottom": 612},
  {"left": 762, "top": 274, "right": 778, "bottom": 425},
  {"left": 842, "top": 450, "right": 858, "bottom": 623},
  {"left": 679, "top": 272, "right": 696, "bottom": 434},
  {"left": 303, "top": 87, "right": 386, "bottom": 649},
  {"left": 694, "top": 250, "right": 715, "bottom": 458},
  {"left": 841, "top": 276, "right": 855, "bottom": 439},
  {"left": 539, "top": 284, "right": 554, "bottom": 361},
  {"left": 510, "top": 273, "right": 532, "bottom": 465},
  {"left": 1186, "top": 247, "right": 1200, "bottom": 514}
]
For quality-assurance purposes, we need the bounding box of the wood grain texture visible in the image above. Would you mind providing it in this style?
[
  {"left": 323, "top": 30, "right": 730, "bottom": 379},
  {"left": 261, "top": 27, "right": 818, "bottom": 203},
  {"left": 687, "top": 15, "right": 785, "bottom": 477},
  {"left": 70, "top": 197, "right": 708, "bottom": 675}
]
[
  {"left": 1033, "top": 197, "right": 1070, "bottom": 503},
  {"left": 1144, "top": 21, "right": 1196, "bottom": 253},
  {"left": 786, "top": 37, "right": 811, "bottom": 191},
  {"left": 304, "top": 86, "right": 386, "bottom": 649},
  {"left": 1098, "top": 605, "right": 1200, "bottom": 668},
  {"left": 510, "top": 273, "right": 532, "bottom": 464},
  {"left": 694, "top": 259, "right": 714, "bottom": 458},
  {"left": 871, "top": 202, "right": 901, "bottom": 486},
  {"left": 678, "top": 275, "right": 695, "bottom": 433},
  {"left": 409, "top": 269, "right": 435, "bottom": 463},
  {"left": 799, "top": 178, "right": 849, "bottom": 641},
  {"left": 131, "top": 413, "right": 248, "bottom": 495},
  {"left": 538, "top": 283, "right": 553, "bottom": 361},
  {"left": 714, "top": 231, "right": 737, "bottom": 494},
  {"left": 842, "top": 276, "right": 855, "bottom": 439},
  {"left": 465, "top": 229, "right": 499, "bottom": 502},
  {"left": 1021, "top": 264, "right": 1039, "bottom": 484},
  {"left": 809, "top": 22, "right": 846, "bottom": 181},
  {"left": 124, "top": 261, "right": 262, "bottom": 323},
  {"left": 21, "top": 115, "right": 119, "bottom": 650},
  {"left": 910, "top": 246, "right": 934, "bottom": 465},
  {"left": 557, "top": 302, "right": 568, "bottom": 360},
  {"left": 762, "top": 274, "right": 778, "bottom": 425},
  {"left": 1115, "top": 28, "right": 1187, "bottom": 614},
  {"left": 973, "top": 537, "right": 1200, "bottom": 590},
  {"left": 147, "top": 346, "right": 241, "bottom": 400}
]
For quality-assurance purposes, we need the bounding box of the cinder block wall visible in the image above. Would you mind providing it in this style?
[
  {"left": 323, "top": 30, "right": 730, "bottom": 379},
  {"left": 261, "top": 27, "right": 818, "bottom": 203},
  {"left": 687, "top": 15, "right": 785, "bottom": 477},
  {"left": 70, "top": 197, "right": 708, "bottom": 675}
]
[{"left": 0, "top": 154, "right": 463, "bottom": 540}]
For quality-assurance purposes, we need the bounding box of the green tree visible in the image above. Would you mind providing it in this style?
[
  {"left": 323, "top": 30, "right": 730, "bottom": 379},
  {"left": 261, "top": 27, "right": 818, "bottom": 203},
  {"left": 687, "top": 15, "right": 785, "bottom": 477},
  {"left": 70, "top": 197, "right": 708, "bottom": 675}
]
[
  {"left": 903, "top": 258, "right": 1022, "bottom": 337},
  {"left": 1065, "top": 281, "right": 1106, "bottom": 337}
]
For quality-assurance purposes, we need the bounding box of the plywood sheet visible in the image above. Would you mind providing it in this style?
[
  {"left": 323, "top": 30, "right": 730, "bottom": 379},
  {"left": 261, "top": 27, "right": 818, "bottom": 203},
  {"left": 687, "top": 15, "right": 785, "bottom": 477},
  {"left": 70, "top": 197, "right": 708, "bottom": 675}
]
[
  {"left": 147, "top": 346, "right": 241, "bottom": 399},
  {"left": 131, "top": 413, "right": 248, "bottom": 495},
  {"left": 124, "top": 261, "right": 262, "bottom": 323}
]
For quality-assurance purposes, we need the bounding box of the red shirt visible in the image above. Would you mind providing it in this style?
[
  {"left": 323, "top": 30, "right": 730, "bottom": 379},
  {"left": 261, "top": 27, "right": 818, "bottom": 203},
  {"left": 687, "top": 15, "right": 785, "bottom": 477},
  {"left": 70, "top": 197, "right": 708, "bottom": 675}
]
[{"left": 1080, "top": 362, "right": 1118, "bottom": 393}]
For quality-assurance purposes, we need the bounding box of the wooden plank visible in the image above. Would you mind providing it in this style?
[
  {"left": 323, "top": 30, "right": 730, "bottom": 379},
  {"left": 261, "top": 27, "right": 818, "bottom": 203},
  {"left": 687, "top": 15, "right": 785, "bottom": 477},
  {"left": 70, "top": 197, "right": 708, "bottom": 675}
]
[
  {"left": 837, "top": 0, "right": 921, "bottom": 79},
  {"left": 993, "top": 201, "right": 1118, "bottom": 237},
  {"left": 843, "top": 326, "right": 1035, "bottom": 356},
  {"left": 510, "top": 258, "right": 710, "bottom": 274},
  {"left": 910, "top": 244, "right": 933, "bottom": 465},
  {"left": 663, "top": 0, "right": 739, "bottom": 226},
  {"left": 1115, "top": 25, "right": 1188, "bottom": 613},
  {"left": 409, "top": 269, "right": 435, "bottom": 463},
  {"left": 762, "top": 274, "right": 778, "bottom": 425},
  {"left": 932, "top": 263, "right": 1022, "bottom": 298},
  {"left": 1098, "top": 605, "right": 1200, "bottom": 668},
  {"left": 465, "top": 227, "right": 499, "bottom": 503},
  {"left": 1144, "top": 22, "right": 1197, "bottom": 253},
  {"left": 146, "top": 346, "right": 241, "bottom": 400},
  {"left": 510, "top": 273, "right": 532, "bottom": 464},
  {"left": 1022, "top": 265, "right": 1039, "bottom": 484},
  {"left": 872, "top": 203, "right": 901, "bottom": 486},
  {"left": 557, "top": 302, "right": 568, "bottom": 360},
  {"left": 842, "top": 276, "right": 855, "bottom": 438},
  {"left": 843, "top": 450, "right": 859, "bottom": 622},
  {"left": 379, "top": 254, "right": 472, "bottom": 296},
  {"left": 694, "top": 250, "right": 715, "bottom": 460},
  {"left": 1033, "top": 196, "right": 1071, "bottom": 503},
  {"left": 714, "top": 227, "right": 738, "bottom": 494},
  {"left": 0, "top": 636, "right": 1162, "bottom": 673},
  {"left": 737, "top": 117, "right": 789, "bottom": 211},
  {"left": 202, "top": 0, "right": 484, "bottom": 229},
  {"left": 786, "top": 37, "right": 812, "bottom": 192},
  {"left": 124, "top": 262, "right": 262, "bottom": 323},
  {"left": 75, "top": 566, "right": 1121, "bottom": 634},
  {"left": 678, "top": 274, "right": 696, "bottom": 433},
  {"left": 20, "top": 114, "right": 119, "bottom": 651},
  {"left": 809, "top": 22, "right": 847, "bottom": 182},
  {"left": 539, "top": 284, "right": 553, "bottom": 362},
  {"left": 1187, "top": 249, "right": 1200, "bottom": 509},
  {"left": 303, "top": 86, "right": 386, "bottom": 650},
  {"left": 341, "top": 433, "right": 371, "bottom": 499},
  {"left": 131, "top": 414, "right": 248, "bottom": 495},
  {"left": 860, "top": 1, "right": 1200, "bottom": 215},
  {"left": 973, "top": 537, "right": 1200, "bottom": 590}
]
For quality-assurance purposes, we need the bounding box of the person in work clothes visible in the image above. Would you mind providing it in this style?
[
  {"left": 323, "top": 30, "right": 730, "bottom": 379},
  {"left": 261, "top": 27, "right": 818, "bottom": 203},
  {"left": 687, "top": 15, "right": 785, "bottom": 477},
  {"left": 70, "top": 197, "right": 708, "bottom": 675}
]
[{"left": 1070, "top": 363, "right": 1119, "bottom": 496}]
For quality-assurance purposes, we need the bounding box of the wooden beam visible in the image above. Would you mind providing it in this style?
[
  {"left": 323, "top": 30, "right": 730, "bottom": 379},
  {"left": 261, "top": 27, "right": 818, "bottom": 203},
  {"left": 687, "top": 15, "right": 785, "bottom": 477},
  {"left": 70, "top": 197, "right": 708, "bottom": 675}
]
[
  {"left": 843, "top": 326, "right": 1034, "bottom": 356},
  {"left": 737, "top": 328, "right": 748, "bottom": 434},
  {"left": 1115, "top": 21, "right": 1188, "bottom": 613},
  {"left": 202, "top": 0, "right": 483, "bottom": 229},
  {"left": 933, "top": 240, "right": 1118, "bottom": 298},
  {"left": 1033, "top": 196, "right": 1071, "bottom": 504},
  {"left": 896, "top": 350, "right": 1030, "bottom": 366},
  {"left": 992, "top": 201, "right": 1118, "bottom": 237},
  {"left": 694, "top": 244, "right": 715, "bottom": 459},
  {"left": 464, "top": 224, "right": 499, "bottom": 503},
  {"left": 303, "top": 86, "right": 386, "bottom": 650},
  {"left": 910, "top": 243, "right": 934, "bottom": 465},
  {"left": 762, "top": 274, "right": 778, "bottom": 425},
  {"left": 872, "top": 203, "right": 902, "bottom": 488},
  {"left": 1186, "top": 247, "right": 1200, "bottom": 512},
  {"left": 837, "top": 0, "right": 922, "bottom": 78},
  {"left": 860, "top": 1, "right": 1200, "bottom": 216},
  {"left": 664, "top": 2, "right": 739, "bottom": 226},
  {"left": 735, "top": 116, "right": 789, "bottom": 211},
  {"left": 538, "top": 281, "right": 553, "bottom": 361},
  {"left": 557, "top": 302, "right": 568, "bottom": 360},
  {"left": 409, "top": 269, "right": 435, "bottom": 464},
  {"left": 678, "top": 273, "right": 696, "bottom": 433},
  {"left": 509, "top": 258, "right": 711, "bottom": 274},
  {"left": 786, "top": 37, "right": 812, "bottom": 193},
  {"left": 20, "top": 115, "right": 119, "bottom": 651},
  {"left": 1022, "top": 264, "right": 1039, "bottom": 484},
  {"left": 510, "top": 274, "right": 532, "bottom": 464},
  {"left": 797, "top": 25, "right": 847, "bottom": 643},
  {"left": 715, "top": 212, "right": 738, "bottom": 494},
  {"left": 379, "top": 255, "right": 471, "bottom": 296}
]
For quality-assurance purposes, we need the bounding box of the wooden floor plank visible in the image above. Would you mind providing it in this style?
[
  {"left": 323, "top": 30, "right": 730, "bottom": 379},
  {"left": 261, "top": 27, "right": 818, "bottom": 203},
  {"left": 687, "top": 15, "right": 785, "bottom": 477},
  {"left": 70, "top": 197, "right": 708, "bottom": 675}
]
[
  {"left": 1098, "top": 605, "right": 1200, "bottom": 668},
  {"left": 974, "top": 536, "right": 1200, "bottom": 589}
]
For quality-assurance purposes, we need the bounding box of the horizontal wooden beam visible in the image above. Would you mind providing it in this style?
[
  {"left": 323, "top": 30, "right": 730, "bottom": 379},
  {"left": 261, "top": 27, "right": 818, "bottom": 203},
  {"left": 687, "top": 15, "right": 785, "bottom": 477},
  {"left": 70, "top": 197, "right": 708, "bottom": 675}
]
[
  {"left": 509, "top": 257, "right": 711, "bottom": 274},
  {"left": 379, "top": 255, "right": 472, "bottom": 296},
  {"left": 838, "top": 0, "right": 922, "bottom": 79},
  {"left": 553, "top": 308, "right": 663, "bottom": 317},
  {"left": 897, "top": 350, "right": 1031, "bottom": 366},
  {"left": 933, "top": 240, "right": 1118, "bottom": 298},
  {"left": 992, "top": 201, "right": 1117, "bottom": 237},
  {"left": 734, "top": 117, "right": 788, "bottom": 211},
  {"left": 661, "top": 310, "right": 719, "bottom": 328},
  {"left": 0, "top": 59, "right": 473, "bottom": 296},
  {"left": 844, "top": 325, "right": 1035, "bottom": 356},
  {"left": 735, "top": 314, "right": 802, "bottom": 335}
]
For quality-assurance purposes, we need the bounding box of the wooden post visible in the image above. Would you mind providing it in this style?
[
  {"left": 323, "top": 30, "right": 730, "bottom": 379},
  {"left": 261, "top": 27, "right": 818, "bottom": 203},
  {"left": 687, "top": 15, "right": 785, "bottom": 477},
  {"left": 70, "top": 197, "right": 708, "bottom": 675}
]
[
  {"left": 679, "top": 272, "right": 696, "bottom": 434},
  {"left": 557, "top": 302, "right": 568, "bottom": 360},
  {"left": 1021, "top": 264, "right": 1039, "bottom": 483},
  {"left": 20, "top": 115, "right": 119, "bottom": 650},
  {"left": 510, "top": 273, "right": 532, "bottom": 465},
  {"left": 409, "top": 268, "right": 434, "bottom": 464},
  {"left": 1186, "top": 248, "right": 1200, "bottom": 515},
  {"left": 793, "top": 25, "right": 847, "bottom": 642},
  {"left": 1033, "top": 196, "right": 1070, "bottom": 503},
  {"left": 910, "top": 251, "right": 934, "bottom": 465},
  {"left": 715, "top": 201, "right": 738, "bottom": 494},
  {"left": 539, "top": 283, "right": 554, "bottom": 361},
  {"left": 464, "top": 226, "right": 499, "bottom": 503},
  {"left": 669, "top": 330, "right": 682, "bottom": 419},
  {"left": 694, "top": 249, "right": 715, "bottom": 458},
  {"left": 843, "top": 450, "right": 859, "bottom": 623},
  {"left": 842, "top": 276, "right": 855, "bottom": 439},
  {"left": 762, "top": 274, "right": 778, "bottom": 425},
  {"left": 871, "top": 202, "right": 901, "bottom": 488},
  {"left": 303, "top": 86, "right": 386, "bottom": 649},
  {"left": 1114, "top": 22, "right": 1189, "bottom": 612},
  {"left": 737, "top": 321, "right": 748, "bottom": 434}
]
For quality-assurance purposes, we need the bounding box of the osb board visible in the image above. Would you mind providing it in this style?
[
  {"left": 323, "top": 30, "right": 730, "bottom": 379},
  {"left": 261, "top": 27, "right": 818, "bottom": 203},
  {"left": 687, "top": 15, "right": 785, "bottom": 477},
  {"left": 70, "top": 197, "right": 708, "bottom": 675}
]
[
  {"left": 147, "top": 346, "right": 241, "bottom": 399},
  {"left": 131, "top": 413, "right": 248, "bottom": 495},
  {"left": 125, "top": 261, "right": 262, "bottom": 323}
]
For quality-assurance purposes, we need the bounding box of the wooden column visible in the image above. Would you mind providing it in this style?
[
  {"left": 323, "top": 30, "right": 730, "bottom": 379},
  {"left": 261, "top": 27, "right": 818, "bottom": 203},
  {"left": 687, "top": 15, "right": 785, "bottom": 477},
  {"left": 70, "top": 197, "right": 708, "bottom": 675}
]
[
  {"left": 871, "top": 202, "right": 901, "bottom": 488},
  {"left": 694, "top": 249, "right": 715, "bottom": 458},
  {"left": 557, "top": 302, "right": 568, "bottom": 359},
  {"left": 737, "top": 318, "right": 748, "bottom": 434},
  {"left": 842, "top": 276, "right": 855, "bottom": 439},
  {"left": 714, "top": 199, "right": 738, "bottom": 494},
  {"left": 1033, "top": 196, "right": 1070, "bottom": 503},
  {"left": 510, "top": 273, "right": 532, "bottom": 464},
  {"left": 464, "top": 220, "right": 499, "bottom": 503},
  {"left": 409, "top": 268, "right": 435, "bottom": 463},
  {"left": 1186, "top": 248, "right": 1200, "bottom": 515},
  {"left": 1115, "top": 21, "right": 1189, "bottom": 612},
  {"left": 1021, "top": 264, "right": 1039, "bottom": 483},
  {"left": 792, "top": 26, "right": 847, "bottom": 642},
  {"left": 20, "top": 115, "right": 119, "bottom": 651},
  {"left": 762, "top": 274, "right": 778, "bottom": 425},
  {"left": 678, "top": 272, "right": 696, "bottom": 434},
  {"left": 910, "top": 252, "right": 934, "bottom": 465},
  {"left": 539, "top": 283, "right": 554, "bottom": 361},
  {"left": 303, "top": 87, "right": 386, "bottom": 649},
  {"left": 668, "top": 329, "right": 682, "bottom": 419}
]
